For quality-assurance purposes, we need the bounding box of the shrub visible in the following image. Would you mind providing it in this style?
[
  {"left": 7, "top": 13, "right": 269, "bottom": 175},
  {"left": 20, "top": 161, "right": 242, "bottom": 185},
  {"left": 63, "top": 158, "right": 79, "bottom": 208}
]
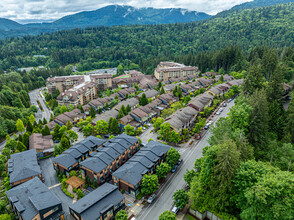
[{"left": 77, "top": 189, "right": 84, "bottom": 199}]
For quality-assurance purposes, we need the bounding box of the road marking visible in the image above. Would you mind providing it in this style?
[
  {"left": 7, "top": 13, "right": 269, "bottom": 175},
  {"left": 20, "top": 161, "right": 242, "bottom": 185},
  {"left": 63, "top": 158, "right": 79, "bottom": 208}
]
[
  {"left": 48, "top": 183, "right": 61, "bottom": 189},
  {"left": 137, "top": 203, "right": 140, "bottom": 206},
  {"left": 131, "top": 210, "right": 134, "bottom": 213}
]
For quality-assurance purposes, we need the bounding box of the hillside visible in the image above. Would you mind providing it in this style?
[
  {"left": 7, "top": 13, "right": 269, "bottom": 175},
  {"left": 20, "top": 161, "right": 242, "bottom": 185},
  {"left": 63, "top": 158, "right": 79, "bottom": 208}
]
[
  {"left": 0, "top": 5, "right": 211, "bottom": 38},
  {"left": 232, "top": 0, "right": 294, "bottom": 10},
  {"left": 0, "top": 3, "right": 293, "bottom": 73}
]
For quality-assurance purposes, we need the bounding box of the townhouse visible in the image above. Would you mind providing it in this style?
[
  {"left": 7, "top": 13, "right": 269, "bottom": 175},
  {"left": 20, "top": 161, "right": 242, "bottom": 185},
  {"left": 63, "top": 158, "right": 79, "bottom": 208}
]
[
  {"left": 215, "top": 74, "right": 234, "bottom": 82},
  {"left": 54, "top": 109, "right": 86, "bottom": 126},
  {"left": 139, "top": 77, "right": 159, "bottom": 90},
  {"left": 154, "top": 62, "right": 199, "bottom": 81},
  {"left": 136, "top": 89, "right": 159, "bottom": 100},
  {"left": 29, "top": 133, "right": 54, "bottom": 158},
  {"left": 80, "top": 134, "right": 139, "bottom": 185},
  {"left": 112, "top": 141, "right": 171, "bottom": 197},
  {"left": 117, "top": 87, "right": 137, "bottom": 99},
  {"left": 69, "top": 183, "right": 125, "bottom": 220},
  {"left": 207, "top": 83, "right": 231, "bottom": 97},
  {"left": 88, "top": 97, "right": 112, "bottom": 111},
  {"left": 165, "top": 106, "right": 199, "bottom": 133},
  {"left": 158, "top": 93, "right": 179, "bottom": 106},
  {"left": 6, "top": 177, "right": 64, "bottom": 220},
  {"left": 92, "top": 109, "right": 119, "bottom": 124},
  {"left": 188, "top": 93, "right": 214, "bottom": 112},
  {"left": 8, "top": 149, "right": 42, "bottom": 187},
  {"left": 114, "top": 98, "right": 139, "bottom": 111},
  {"left": 52, "top": 136, "right": 105, "bottom": 176}
]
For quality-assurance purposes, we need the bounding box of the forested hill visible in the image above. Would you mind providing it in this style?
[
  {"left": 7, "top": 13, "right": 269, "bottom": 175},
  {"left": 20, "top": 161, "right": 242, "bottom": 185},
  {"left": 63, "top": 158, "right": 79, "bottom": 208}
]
[
  {"left": 0, "top": 5, "right": 211, "bottom": 38},
  {"left": 0, "top": 3, "right": 293, "bottom": 73},
  {"left": 231, "top": 0, "right": 294, "bottom": 10}
]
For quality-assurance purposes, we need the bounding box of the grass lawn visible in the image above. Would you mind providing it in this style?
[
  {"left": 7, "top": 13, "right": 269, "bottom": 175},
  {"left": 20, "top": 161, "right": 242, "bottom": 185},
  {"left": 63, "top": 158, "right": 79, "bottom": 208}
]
[{"left": 185, "top": 213, "right": 196, "bottom": 220}]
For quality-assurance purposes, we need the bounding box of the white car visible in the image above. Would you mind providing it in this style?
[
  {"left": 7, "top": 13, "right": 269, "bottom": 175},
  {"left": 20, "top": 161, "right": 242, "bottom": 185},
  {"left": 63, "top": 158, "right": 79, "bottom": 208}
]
[
  {"left": 216, "top": 111, "right": 221, "bottom": 115},
  {"left": 171, "top": 206, "right": 180, "bottom": 214}
]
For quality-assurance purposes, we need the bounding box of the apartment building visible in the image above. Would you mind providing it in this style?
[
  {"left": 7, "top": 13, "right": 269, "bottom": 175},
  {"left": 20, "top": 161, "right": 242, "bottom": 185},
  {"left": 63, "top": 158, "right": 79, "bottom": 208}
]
[
  {"left": 154, "top": 62, "right": 200, "bottom": 81},
  {"left": 46, "top": 74, "right": 112, "bottom": 95},
  {"left": 56, "top": 82, "right": 97, "bottom": 107}
]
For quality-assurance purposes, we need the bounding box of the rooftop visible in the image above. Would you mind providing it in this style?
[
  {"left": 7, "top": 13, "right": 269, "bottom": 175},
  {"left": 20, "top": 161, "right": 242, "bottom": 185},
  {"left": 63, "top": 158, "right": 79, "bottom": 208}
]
[
  {"left": 29, "top": 133, "right": 54, "bottom": 151},
  {"left": 6, "top": 178, "right": 61, "bottom": 220},
  {"left": 69, "top": 183, "right": 124, "bottom": 220},
  {"left": 8, "top": 149, "right": 41, "bottom": 185}
]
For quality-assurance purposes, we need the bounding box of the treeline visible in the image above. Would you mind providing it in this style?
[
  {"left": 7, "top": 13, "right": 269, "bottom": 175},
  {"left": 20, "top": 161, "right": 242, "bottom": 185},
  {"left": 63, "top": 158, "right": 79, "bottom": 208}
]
[
  {"left": 0, "top": 67, "right": 72, "bottom": 140},
  {"left": 0, "top": 3, "right": 293, "bottom": 73},
  {"left": 184, "top": 52, "right": 294, "bottom": 219}
]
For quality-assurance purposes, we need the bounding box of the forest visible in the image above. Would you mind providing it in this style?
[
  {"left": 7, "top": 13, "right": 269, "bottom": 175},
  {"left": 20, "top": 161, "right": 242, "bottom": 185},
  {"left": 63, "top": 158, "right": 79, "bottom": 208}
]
[
  {"left": 183, "top": 50, "right": 294, "bottom": 220},
  {"left": 0, "top": 3, "right": 293, "bottom": 74}
]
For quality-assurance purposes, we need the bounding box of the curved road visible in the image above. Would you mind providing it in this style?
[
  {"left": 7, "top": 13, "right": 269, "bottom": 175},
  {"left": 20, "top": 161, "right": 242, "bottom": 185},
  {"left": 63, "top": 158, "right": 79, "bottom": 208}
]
[{"left": 0, "top": 88, "right": 52, "bottom": 152}]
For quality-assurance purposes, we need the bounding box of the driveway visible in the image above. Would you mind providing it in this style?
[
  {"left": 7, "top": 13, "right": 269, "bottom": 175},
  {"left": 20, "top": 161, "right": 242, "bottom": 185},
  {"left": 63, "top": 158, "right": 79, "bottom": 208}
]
[
  {"left": 39, "top": 158, "right": 73, "bottom": 218},
  {"left": 140, "top": 126, "right": 158, "bottom": 146},
  {"left": 137, "top": 100, "right": 235, "bottom": 220}
]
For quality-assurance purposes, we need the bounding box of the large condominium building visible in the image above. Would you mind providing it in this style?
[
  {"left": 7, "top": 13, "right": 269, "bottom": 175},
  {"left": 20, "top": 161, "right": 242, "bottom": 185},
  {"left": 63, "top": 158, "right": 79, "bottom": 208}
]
[
  {"left": 56, "top": 82, "right": 97, "bottom": 107},
  {"left": 46, "top": 74, "right": 112, "bottom": 95},
  {"left": 154, "top": 61, "right": 200, "bottom": 81}
]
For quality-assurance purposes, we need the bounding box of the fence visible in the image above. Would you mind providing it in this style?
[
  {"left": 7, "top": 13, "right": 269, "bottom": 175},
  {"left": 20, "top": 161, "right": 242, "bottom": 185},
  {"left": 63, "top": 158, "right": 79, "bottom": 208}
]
[{"left": 189, "top": 208, "right": 222, "bottom": 220}]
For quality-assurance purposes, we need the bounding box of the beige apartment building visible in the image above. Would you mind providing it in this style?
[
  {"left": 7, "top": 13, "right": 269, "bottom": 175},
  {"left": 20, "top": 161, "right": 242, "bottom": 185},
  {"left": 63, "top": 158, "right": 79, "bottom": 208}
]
[
  {"left": 46, "top": 74, "right": 112, "bottom": 95},
  {"left": 154, "top": 61, "right": 200, "bottom": 81},
  {"left": 56, "top": 82, "right": 97, "bottom": 107}
]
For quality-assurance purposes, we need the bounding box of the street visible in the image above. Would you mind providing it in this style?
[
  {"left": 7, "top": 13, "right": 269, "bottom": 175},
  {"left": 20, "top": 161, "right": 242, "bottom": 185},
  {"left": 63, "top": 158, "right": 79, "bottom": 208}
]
[
  {"left": 137, "top": 100, "right": 235, "bottom": 220},
  {"left": 28, "top": 88, "right": 52, "bottom": 122}
]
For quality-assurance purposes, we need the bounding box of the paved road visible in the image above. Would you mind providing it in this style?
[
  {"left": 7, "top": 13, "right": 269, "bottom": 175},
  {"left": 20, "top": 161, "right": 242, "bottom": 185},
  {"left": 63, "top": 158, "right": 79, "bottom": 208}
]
[
  {"left": 0, "top": 88, "right": 52, "bottom": 153},
  {"left": 137, "top": 100, "right": 235, "bottom": 220},
  {"left": 40, "top": 158, "right": 72, "bottom": 217},
  {"left": 29, "top": 88, "right": 51, "bottom": 122}
]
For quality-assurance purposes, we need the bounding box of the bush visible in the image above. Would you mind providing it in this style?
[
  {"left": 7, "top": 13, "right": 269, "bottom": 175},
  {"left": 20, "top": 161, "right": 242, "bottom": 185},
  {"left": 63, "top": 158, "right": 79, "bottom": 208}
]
[
  {"left": 77, "top": 189, "right": 84, "bottom": 199},
  {"left": 61, "top": 185, "right": 74, "bottom": 198},
  {"left": 120, "top": 189, "right": 125, "bottom": 194},
  {"left": 73, "top": 188, "right": 77, "bottom": 193},
  {"left": 136, "top": 192, "right": 144, "bottom": 200}
]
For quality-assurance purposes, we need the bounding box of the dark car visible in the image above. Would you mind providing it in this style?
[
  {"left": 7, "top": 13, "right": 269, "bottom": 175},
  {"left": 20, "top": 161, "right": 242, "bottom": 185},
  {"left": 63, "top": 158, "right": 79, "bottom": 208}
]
[
  {"left": 223, "top": 103, "right": 227, "bottom": 107},
  {"left": 204, "top": 125, "right": 209, "bottom": 130},
  {"left": 104, "top": 134, "right": 110, "bottom": 139},
  {"left": 171, "top": 165, "right": 178, "bottom": 173},
  {"left": 177, "top": 159, "right": 183, "bottom": 165}
]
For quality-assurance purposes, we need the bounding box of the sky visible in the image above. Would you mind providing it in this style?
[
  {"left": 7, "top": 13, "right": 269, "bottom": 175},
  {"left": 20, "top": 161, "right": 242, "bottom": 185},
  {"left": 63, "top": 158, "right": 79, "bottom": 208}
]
[{"left": 0, "top": 0, "right": 253, "bottom": 24}]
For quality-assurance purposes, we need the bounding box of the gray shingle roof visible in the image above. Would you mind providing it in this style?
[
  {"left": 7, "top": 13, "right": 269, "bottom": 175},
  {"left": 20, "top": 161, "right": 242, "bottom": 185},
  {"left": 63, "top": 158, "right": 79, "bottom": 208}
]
[
  {"left": 53, "top": 154, "right": 77, "bottom": 169},
  {"left": 80, "top": 157, "right": 108, "bottom": 174},
  {"left": 112, "top": 141, "right": 171, "bottom": 186},
  {"left": 9, "top": 149, "right": 41, "bottom": 184},
  {"left": 6, "top": 178, "right": 61, "bottom": 220},
  {"left": 70, "top": 183, "right": 124, "bottom": 220}
]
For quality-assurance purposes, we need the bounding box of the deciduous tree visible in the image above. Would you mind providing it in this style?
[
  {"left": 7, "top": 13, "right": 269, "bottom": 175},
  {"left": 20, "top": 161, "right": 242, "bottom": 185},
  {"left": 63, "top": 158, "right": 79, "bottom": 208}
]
[{"left": 141, "top": 174, "right": 159, "bottom": 195}]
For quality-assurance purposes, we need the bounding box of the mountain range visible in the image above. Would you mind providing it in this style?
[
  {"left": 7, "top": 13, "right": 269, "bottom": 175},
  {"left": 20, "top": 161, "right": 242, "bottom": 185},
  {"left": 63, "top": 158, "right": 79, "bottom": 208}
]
[{"left": 0, "top": 0, "right": 294, "bottom": 38}]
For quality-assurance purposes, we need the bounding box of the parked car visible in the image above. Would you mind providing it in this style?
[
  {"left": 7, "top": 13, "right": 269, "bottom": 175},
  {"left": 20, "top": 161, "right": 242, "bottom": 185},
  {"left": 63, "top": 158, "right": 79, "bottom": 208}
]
[
  {"left": 208, "top": 120, "right": 213, "bottom": 125},
  {"left": 216, "top": 111, "right": 221, "bottom": 115},
  {"left": 223, "top": 103, "right": 227, "bottom": 107},
  {"left": 171, "top": 165, "right": 178, "bottom": 173},
  {"left": 227, "top": 98, "right": 233, "bottom": 103},
  {"left": 204, "top": 124, "right": 209, "bottom": 130},
  {"left": 177, "top": 158, "right": 183, "bottom": 165},
  {"left": 172, "top": 206, "right": 180, "bottom": 214},
  {"left": 196, "top": 135, "right": 201, "bottom": 140},
  {"left": 147, "top": 194, "right": 156, "bottom": 204},
  {"left": 219, "top": 108, "right": 224, "bottom": 112},
  {"left": 184, "top": 184, "right": 190, "bottom": 191},
  {"left": 104, "top": 134, "right": 110, "bottom": 139}
]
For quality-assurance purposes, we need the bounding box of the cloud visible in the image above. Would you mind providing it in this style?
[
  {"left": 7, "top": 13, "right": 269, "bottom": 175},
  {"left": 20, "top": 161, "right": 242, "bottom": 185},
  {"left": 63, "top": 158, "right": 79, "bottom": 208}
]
[{"left": 0, "top": 0, "right": 252, "bottom": 23}]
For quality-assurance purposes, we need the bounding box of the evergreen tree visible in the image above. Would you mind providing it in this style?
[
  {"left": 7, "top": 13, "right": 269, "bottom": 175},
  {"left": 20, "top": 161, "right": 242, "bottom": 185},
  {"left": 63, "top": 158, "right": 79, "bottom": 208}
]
[
  {"left": 16, "top": 119, "right": 25, "bottom": 133},
  {"left": 118, "top": 108, "right": 125, "bottom": 119},
  {"left": 243, "top": 64, "right": 265, "bottom": 96},
  {"left": 89, "top": 106, "right": 96, "bottom": 118},
  {"left": 121, "top": 105, "right": 127, "bottom": 115},
  {"left": 26, "top": 121, "right": 33, "bottom": 133},
  {"left": 43, "top": 118, "right": 47, "bottom": 125},
  {"left": 111, "top": 118, "right": 120, "bottom": 134},
  {"left": 126, "top": 104, "right": 131, "bottom": 113},
  {"left": 139, "top": 93, "right": 149, "bottom": 106},
  {"left": 42, "top": 125, "right": 51, "bottom": 136}
]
